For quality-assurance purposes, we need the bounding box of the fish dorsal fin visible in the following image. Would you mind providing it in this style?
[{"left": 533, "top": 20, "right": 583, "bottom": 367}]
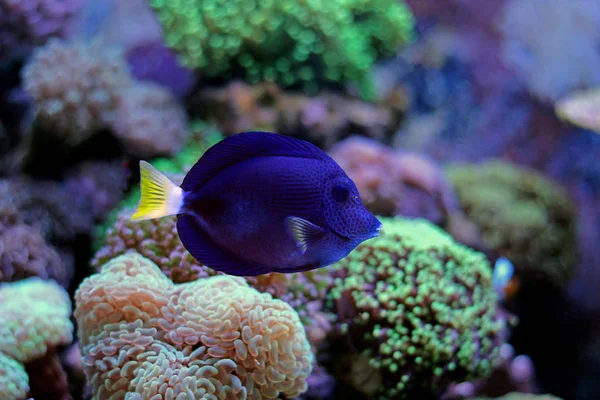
[
  {"left": 285, "top": 216, "right": 327, "bottom": 255},
  {"left": 181, "top": 131, "right": 329, "bottom": 192}
]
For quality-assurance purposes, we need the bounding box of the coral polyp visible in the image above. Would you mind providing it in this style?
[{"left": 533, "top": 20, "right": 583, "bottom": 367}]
[
  {"left": 328, "top": 217, "right": 505, "bottom": 399},
  {"left": 149, "top": 0, "right": 414, "bottom": 97}
]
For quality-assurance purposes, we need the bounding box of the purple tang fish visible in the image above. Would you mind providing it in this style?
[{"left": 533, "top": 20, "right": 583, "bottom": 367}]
[{"left": 132, "top": 131, "right": 382, "bottom": 276}]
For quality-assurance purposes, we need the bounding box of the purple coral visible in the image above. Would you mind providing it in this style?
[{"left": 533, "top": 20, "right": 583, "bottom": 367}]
[
  {"left": 0, "top": 223, "right": 72, "bottom": 287},
  {"left": 0, "top": 178, "right": 92, "bottom": 243},
  {"left": 126, "top": 41, "right": 196, "bottom": 99},
  {"left": 64, "top": 160, "right": 129, "bottom": 221},
  {"left": 0, "top": 0, "right": 84, "bottom": 61}
]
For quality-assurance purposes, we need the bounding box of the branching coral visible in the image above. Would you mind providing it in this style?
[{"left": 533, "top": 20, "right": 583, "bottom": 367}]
[
  {"left": 75, "top": 253, "right": 313, "bottom": 399},
  {"left": 0, "top": 277, "right": 73, "bottom": 400},
  {"left": 149, "top": 0, "right": 414, "bottom": 97},
  {"left": 446, "top": 161, "right": 577, "bottom": 288},
  {"left": 328, "top": 217, "right": 505, "bottom": 399},
  {"left": 0, "top": 0, "right": 84, "bottom": 61}
]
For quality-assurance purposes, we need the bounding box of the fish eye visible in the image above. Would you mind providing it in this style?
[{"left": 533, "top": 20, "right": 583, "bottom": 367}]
[{"left": 331, "top": 185, "right": 350, "bottom": 203}]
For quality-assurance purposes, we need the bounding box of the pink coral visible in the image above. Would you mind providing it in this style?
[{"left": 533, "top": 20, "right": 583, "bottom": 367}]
[
  {"left": 328, "top": 135, "right": 460, "bottom": 221},
  {"left": 0, "top": 223, "right": 72, "bottom": 287},
  {"left": 22, "top": 37, "right": 189, "bottom": 157},
  {"left": 22, "top": 38, "right": 132, "bottom": 145},
  {"left": 75, "top": 253, "right": 313, "bottom": 399},
  {"left": 111, "top": 82, "right": 188, "bottom": 157}
]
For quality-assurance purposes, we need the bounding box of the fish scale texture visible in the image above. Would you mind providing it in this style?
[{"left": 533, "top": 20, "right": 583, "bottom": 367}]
[
  {"left": 328, "top": 217, "right": 505, "bottom": 399},
  {"left": 0, "top": 278, "right": 73, "bottom": 400},
  {"left": 75, "top": 253, "right": 313, "bottom": 399}
]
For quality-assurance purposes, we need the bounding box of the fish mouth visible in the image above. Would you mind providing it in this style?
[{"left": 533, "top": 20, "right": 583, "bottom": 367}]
[{"left": 368, "top": 223, "right": 383, "bottom": 239}]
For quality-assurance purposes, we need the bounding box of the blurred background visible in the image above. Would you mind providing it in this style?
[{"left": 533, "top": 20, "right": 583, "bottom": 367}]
[{"left": 0, "top": 0, "right": 599, "bottom": 399}]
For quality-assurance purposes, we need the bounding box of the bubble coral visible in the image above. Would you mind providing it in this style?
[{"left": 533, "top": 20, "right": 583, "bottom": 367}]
[
  {"left": 75, "top": 252, "right": 313, "bottom": 399},
  {"left": 446, "top": 161, "right": 577, "bottom": 288},
  {"left": 111, "top": 82, "right": 189, "bottom": 158},
  {"left": 92, "top": 205, "right": 333, "bottom": 348},
  {"left": 149, "top": 0, "right": 414, "bottom": 97},
  {"left": 0, "top": 277, "right": 73, "bottom": 400},
  {"left": 328, "top": 217, "right": 505, "bottom": 399},
  {"left": 22, "top": 38, "right": 133, "bottom": 145},
  {"left": 0, "top": 0, "right": 84, "bottom": 61}
]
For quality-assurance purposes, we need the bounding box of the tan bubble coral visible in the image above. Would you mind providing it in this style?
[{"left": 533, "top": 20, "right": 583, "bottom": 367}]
[
  {"left": 0, "top": 278, "right": 73, "bottom": 399},
  {"left": 75, "top": 253, "right": 313, "bottom": 399}
]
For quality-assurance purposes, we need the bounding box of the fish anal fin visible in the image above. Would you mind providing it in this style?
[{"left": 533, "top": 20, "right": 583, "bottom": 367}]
[
  {"left": 177, "top": 215, "right": 273, "bottom": 277},
  {"left": 285, "top": 216, "right": 326, "bottom": 255}
]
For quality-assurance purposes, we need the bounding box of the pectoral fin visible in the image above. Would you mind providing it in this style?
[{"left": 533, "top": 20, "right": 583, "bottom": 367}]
[{"left": 285, "top": 216, "right": 326, "bottom": 254}]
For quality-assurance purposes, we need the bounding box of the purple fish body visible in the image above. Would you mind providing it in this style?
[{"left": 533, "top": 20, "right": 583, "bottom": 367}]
[{"left": 176, "top": 131, "right": 382, "bottom": 276}]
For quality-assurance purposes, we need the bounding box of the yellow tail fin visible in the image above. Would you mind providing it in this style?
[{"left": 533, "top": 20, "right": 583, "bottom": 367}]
[{"left": 131, "top": 161, "right": 184, "bottom": 221}]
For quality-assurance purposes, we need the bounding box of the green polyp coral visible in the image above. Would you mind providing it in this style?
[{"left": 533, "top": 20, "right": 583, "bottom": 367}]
[
  {"left": 447, "top": 160, "right": 577, "bottom": 288},
  {"left": 328, "top": 217, "right": 505, "bottom": 399},
  {"left": 148, "top": 0, "right": 414, "bottom": 98}
]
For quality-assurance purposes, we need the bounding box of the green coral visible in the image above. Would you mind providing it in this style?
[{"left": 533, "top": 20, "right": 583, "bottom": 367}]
[
  {"left": 447, "top": 160, "right": 577, "bottom": 288},
  {"left": 328, "top": 217, "right": 504, "bottom": 399},
  {"left": 149, "top": 0, "right": 414, "bottom": 98}
]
